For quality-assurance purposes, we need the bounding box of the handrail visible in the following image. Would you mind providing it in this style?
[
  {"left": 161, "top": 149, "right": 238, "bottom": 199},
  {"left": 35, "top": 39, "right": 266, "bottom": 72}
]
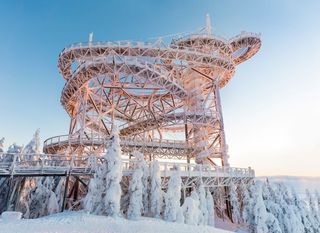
[{"left": 0, "top": 152, "right": 254, "bottom": 178}]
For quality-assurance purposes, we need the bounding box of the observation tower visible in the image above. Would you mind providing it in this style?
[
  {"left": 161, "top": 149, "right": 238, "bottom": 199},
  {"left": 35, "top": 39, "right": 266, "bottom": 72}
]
[{"left": 43, "top": 15, "right": 261, "bottom": 167}]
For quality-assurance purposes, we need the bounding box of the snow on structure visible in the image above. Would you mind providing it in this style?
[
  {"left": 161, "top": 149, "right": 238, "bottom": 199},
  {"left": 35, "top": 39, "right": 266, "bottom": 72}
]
[{"left": 0, "top": 15, "right": 269, "bottom": 232}]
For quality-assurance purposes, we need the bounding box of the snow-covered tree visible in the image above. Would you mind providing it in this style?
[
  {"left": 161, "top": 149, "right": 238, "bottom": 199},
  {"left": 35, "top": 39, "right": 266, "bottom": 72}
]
[
  {"left": 84, "top": 171, "right": 102, "bottom": 213},
  {"left": 104, "top": 125, "right": 123, "bottom": 217},
  {"left": 5, "top": 143, "right": 23, "bottom": 163},
  {"left": 315, "top": 190, "right": 320, "bottom": 214},
  {"left": 0, "top": 137, "right": 5, "bottom": 161},
  {"left": 206, "top": 189, "right": 215, "bottom": 226},
  {"left": 150, "top": 160, "right": 162, "bottom": 218},
  {"left": 229, "top": 181, "right": 241, "bottom": 224},
  {"left": 127, "top": 166, "right": 143, "bottom": 220},
  {"left": 164, "top": 165, "right": 182, "bottom": 222},
  {"left": 182, "top": 190, "right": 200, "bottom": 225},
  {"left": 84, "top": 126, "right": 123, "bottom": 216},
  {"left": 268, "top": 182, "right": 305, "bottom": 233},
  {"left": 252, "top": 181, "right": 282, "bottom": 233},
  {"left": 306, "top": 189, "right": 320, "bottom": 230},
  {"left": 132, "top": 151, "right": 149, "bottom": 215},
  {"left": 292, "top": 188, "right": 315, "bottom": 233},
  {"left": 239, "top": 181, "right": 253, "bottom": 225},
  {"left": 0, "top": 137, "right": 4, "bottom": 153},
  {"left": 22, "top": 129, "right": 41, "bottom": 161},
  {"left": 27, "top": 177, "right": 58, "bottom": 218},
  {"left": 47, "top": 190, "right": 59, "bottom": 214},
  {"left": 197, "top": 183, "right": 208, "bottom": 225}
]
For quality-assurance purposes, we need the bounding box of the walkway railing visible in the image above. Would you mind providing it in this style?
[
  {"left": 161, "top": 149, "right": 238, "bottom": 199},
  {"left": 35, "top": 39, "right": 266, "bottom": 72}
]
[
  {"left": 0, "top": 153, "right": 254, "bottom": 178},
  {"left": 43, "top": 134, "right": 190, "bottom": 150}
]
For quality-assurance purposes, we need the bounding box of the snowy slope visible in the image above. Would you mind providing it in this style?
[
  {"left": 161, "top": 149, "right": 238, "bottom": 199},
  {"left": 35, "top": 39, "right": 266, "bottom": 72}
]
[{"left": 0, "top": 211, "right": 232, "bottom": 233}]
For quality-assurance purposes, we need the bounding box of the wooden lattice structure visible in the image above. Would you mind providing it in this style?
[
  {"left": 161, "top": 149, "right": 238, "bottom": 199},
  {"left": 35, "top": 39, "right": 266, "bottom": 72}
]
[{"left": 43, "top": 17, "right": 261, "bottom": 167}]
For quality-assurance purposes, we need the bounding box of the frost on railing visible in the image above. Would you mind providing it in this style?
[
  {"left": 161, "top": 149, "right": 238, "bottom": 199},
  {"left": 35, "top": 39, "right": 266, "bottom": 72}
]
[
  {"left": 228, "top": 31, "right": 261, "bottom": 43},
  {"left": 0, "top": 152, "right": 255, "bottom": 178},
  {"left": 59, "top": 38, "right": 233, "bottom": 66}
]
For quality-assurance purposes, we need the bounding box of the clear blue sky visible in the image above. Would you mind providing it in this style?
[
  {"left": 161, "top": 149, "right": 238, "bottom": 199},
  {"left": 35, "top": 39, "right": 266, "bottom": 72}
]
[{"left": 0, "top": 0, "right": 319, "bottom": 176}]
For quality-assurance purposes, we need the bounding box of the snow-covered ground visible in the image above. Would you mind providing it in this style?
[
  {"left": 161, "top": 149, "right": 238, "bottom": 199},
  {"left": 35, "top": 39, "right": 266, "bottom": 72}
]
[{"left": 0, "top": 211, "right": 232, "bottom": 233}]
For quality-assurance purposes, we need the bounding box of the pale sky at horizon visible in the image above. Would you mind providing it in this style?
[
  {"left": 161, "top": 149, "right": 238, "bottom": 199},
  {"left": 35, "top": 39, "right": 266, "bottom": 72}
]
[{"left": 0, "top": 0, "right": 319, "bottom": 177}]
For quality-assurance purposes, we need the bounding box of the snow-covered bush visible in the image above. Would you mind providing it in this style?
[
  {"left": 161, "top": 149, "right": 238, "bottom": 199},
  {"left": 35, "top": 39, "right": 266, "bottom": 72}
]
[
  {"left": 150, "top": 160, "right": 162, "bottom": 218},
  {"left": 164, "top": 165, "right": 182, "bottom": 222}
]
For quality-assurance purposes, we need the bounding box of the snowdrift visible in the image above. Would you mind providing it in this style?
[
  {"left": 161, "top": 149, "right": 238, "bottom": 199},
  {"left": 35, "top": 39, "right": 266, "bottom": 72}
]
[{"left": 0, "top": 211, "right": 232, "bottom": 233}]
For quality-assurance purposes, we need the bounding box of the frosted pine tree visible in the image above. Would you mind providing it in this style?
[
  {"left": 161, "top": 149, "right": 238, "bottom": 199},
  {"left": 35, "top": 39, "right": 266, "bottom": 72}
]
[
  {"left": 164, "top": 165, "right": 182, "bottom": 222},
  {"left": 182, "top": 190, "right": 200, "bottom": 225},
  {"left": 315, "top": 191, "right": 320, "bottom": 215},
  {"left": 251, "top": 181, "right": 281, "bottom": 233},
  {"left": 306, "top": 189, "right": 320, "bottom": 230},
  {"left": 22, "top": 129, "right": 41, "bottom": 161},
  {"left": 292, "top": 188, "right": 315, "bottom": 233},
  {"left": 0, "top": 137, "right": 4, "bottom": 153},
  {"left": 54, "top": 178, "right": 65, "bottom": 210},
  {"left": 262, "top": 182, "right": 284, "bottom": 231},
  {"left": 6, "top": 143, "right": 23, "bottom": 162},
  {"left": 278, "top": 187, "right": 304, "bottom": 233},
  {"left": 127, "top": 166, "right": 143, "bottom": 220},
  {"left": 84, "top": 171, "right": 102, "bottom": 213},
  {"left": 150, "top": 160, "right": 162, "bottom": 218},
  {"left": 47, "top": 190, "right": 59, "bottom": 214},
  {"left": 104, "top": 125, "right": 123, "bottom": 217},
  {"left": 132, "top": 151, "right": 149, "bottom": 215},
  {"left": 206, "top": 189, "right": 215, "bottom": 226},
  {"left": 229, "top": 181, "right": 241, "bottom": 224},
  {"left": 197, "top": 183, "right": 208, "bottom": 225},
  {"left": 239, "top": 181, "right": 253, "bottom": 225}
]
